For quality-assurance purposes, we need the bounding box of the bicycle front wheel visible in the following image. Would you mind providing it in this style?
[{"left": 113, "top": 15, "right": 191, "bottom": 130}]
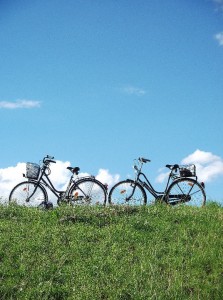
[
  {"left": 69, "top": 178, "right": 106, "bottom": 205},
  {"left": 108, "top": 180, "right": 147, "bottom": 205},
  {"left": 166, "top": 178, "right": 206, "bottom": 207},
  {"left": 9, "top": 181, "right": 48, "bottom": 207}
]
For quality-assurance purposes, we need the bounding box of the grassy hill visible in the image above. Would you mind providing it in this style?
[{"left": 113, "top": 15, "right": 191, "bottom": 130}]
[{"left": 0, "top": 203, "right": 222, "bottom": 300}]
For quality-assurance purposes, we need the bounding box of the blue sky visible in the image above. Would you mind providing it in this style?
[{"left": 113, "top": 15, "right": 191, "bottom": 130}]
[{"left": 0, "top": 0, "right": 223, "bottom": 203}]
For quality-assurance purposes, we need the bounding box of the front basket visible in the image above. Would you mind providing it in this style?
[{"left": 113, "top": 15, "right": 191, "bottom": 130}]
[{"left": 26, "top": 162, "right": 40, "bottom": 180}]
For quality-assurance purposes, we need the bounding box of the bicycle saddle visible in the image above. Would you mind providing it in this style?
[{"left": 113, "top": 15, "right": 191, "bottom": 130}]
[
  {"left": 166, "top": 164, "right": 179, "bottom": 170},
  {"left": 67, "top": 166, "right": 80, "bottom": 174}
]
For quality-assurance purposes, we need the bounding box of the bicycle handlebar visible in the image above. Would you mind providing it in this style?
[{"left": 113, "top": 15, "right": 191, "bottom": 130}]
[
  {"left": 133, "top": 157, "right": 150, "bottom": 174},
  {"left": 46, "top": 155, "right": 54, "bottom": 160},
  {"left": 43, "top": 155, "right": 56, "bottom": 165}
]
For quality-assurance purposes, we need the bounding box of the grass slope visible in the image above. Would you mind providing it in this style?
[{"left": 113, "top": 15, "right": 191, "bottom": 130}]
[{"left": 0, "top": 203, "right": 222, "bottom": 300}]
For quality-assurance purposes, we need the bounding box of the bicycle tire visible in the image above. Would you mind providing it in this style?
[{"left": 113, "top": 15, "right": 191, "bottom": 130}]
[
  {"left": 9, "top": 181, "right": 48, "bottom": 207},
  {"left": 69, "top": 177, "right": 106, "bottom": 205},
  {"left": 166, "top": 178, "right": 206, "bottom": 207},
  {"left": 108, "top": 180, "right": 147, "bottom": 205}
]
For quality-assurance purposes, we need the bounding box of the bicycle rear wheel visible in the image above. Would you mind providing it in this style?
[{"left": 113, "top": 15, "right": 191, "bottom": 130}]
[
  {"left": 166, "top": 178, "right": 206, "bottom": 207},
  {"left": 108, "top": 180, "right": 147, "bottom": 205},
  {"left": 69, "top": 178, "right": 106, "bottom": 205},
  {"left": 9, "top": 181, "right": 48, "bottom": 207}
]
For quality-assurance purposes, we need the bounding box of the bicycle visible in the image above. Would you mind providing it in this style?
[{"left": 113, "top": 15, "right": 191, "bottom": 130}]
[
  {"left": 9, "top": 155, "right": 107, "bottom": 208},
  {"left": 108, "top": 157, "right": 206, "bottom": 207}
]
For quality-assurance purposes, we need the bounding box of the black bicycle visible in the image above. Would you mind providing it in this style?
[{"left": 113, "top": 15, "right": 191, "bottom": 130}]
[
  {"left": 9, "top": 155, "right": 107, "bottom": 208},
  {"left": 108, "top": 157, "right": 206, "bottom": 207}
]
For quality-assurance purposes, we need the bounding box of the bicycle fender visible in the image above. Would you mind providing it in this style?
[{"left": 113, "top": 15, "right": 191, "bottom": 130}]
[{"left": 126, "top": 179, "right": 134, "bottom": 183}]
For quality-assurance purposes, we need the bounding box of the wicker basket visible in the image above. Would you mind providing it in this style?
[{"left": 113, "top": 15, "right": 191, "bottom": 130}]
[
  {"left": 26, "top": 162, "right": 40, "bottom": 179},
  {"left": 179, "top": 165, "right": 196, "bottom": 177}
]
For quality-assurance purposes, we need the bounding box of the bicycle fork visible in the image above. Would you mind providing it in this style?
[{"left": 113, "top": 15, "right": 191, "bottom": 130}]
[
  {"left": 123, "top": 182, "right": 139, "bottom": 202},
  {"left": 23, "top": 181, "right": 39, "bottom": 202}
]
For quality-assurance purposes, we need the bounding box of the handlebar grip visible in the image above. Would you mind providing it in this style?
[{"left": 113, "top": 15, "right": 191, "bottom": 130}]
[
  {"left": 43, "top": 156, "right": 56, "bottom": 164},
  {"left": 48, "top": 159, "right": 56, "bottom": 164}
]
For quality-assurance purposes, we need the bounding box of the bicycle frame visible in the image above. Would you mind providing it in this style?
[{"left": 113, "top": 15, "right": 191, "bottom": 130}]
[
  {"left": 127, "top": 158, "right": 178, "bottom": 202},
  {"left": 27, "top": 166, "right": 92, "bottom": 202},
  {"left": 25, "top": 167, "right": 69, "bottom": 202},
  {"left": 135, "top": 171, "right": 172, "bottom": 199},
  {"left": 38, "top": 170, "right": 71, "bottom": 199},
  {"left": 129, "top": 159, "right": 202, "bottom": 204},
  {"left": 9, "top": 155, "right": 107, "bottom": 207},
  {"left": 108, "top": 157, "right": 205, "bottom": 207}
]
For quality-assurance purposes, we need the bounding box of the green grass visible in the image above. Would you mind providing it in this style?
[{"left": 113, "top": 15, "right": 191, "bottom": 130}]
[{"left": 0, "top": 203, "right": 222, "bottom": 299}]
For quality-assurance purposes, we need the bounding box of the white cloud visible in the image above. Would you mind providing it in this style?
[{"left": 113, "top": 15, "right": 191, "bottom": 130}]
[
  {"left": 156, "top": 171, "right": 169, "bottom": 183},
  {"left": 0, "top": 160, "right": 120, "bottom": 202},
  {"left": 96, "top": 168, "right": 120, "bottom": 186},
  {"left": 156, "top": 149, "right": 223, "bottom": 184},
  {"left": 48, "top": 163, "right": 120, "bottom": 190},
  {"left": 121, "top": 85, "right": 146, "bottom": 96},
  {"left": 215, "top": 32, "right": 223, "bottom": 46},
  {"left": 0, "top": 163, "right": 26, "bottom": 201},
  {"left": 0, "top": 100, "right": 41, "bottom": 109},
  {"left": 181, "top": 149, "right": 219, "bottom": 165},
  {"left": 47, "top": 160, "right": 71, "bottom": 190},
  {"left": 181, "top": 149, "right": 223, "bottom": 182}
]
